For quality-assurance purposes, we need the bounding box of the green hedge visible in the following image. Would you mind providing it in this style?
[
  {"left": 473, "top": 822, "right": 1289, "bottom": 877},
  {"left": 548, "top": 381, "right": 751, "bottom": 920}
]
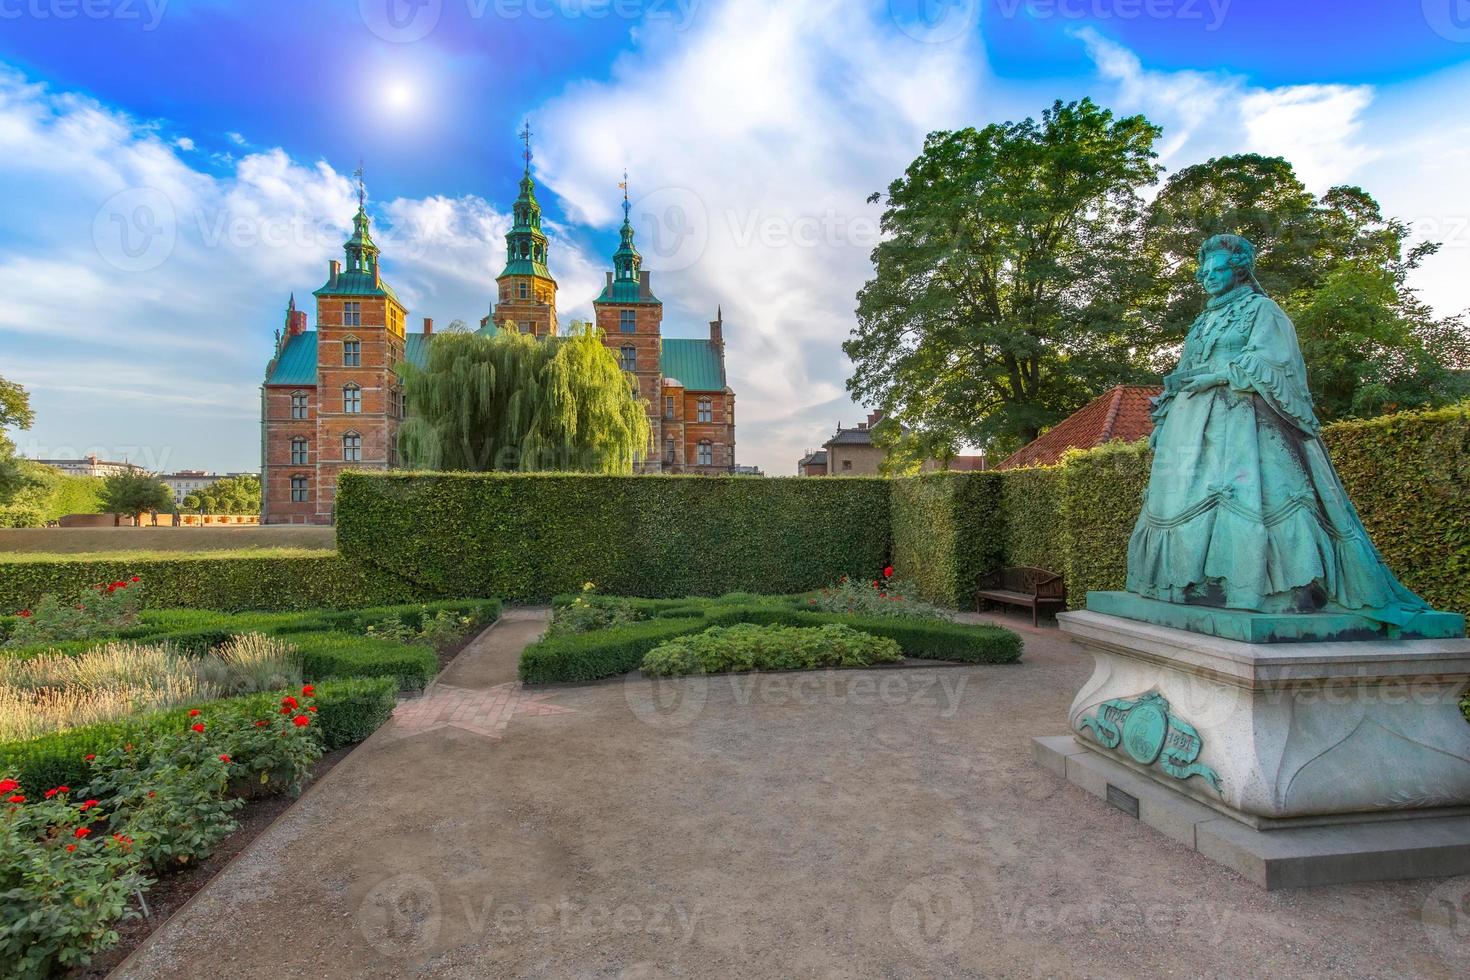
[
  {"left": 1056, "top": 440, "right": 1151, "bottom": 602},
  {"left": 890, "top": 473, "right": 1003, "bottom": 607},
  {"left": 0, "top": 461, "right": 104, "bottom": 527},
  {"left": 0, "top": 676, "right": 398, "bottom": 793},
  {"left": 521, "top": 603, "right": 1022, "bottom": 683},
  {"left": 338, "top": 472, "right": 892, "bottom": 602},
  {"left": 0, "top": 553, "right": 457, "bottom": 614},
  {"left": 1000, "top": 466, "right": 1065, "bottom": 574}
]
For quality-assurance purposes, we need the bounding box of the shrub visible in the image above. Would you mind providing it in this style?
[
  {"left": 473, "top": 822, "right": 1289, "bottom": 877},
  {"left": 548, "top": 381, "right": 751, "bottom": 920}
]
[
  {"left": 545, "top": 585, "right": 643, "bottom": 637},
  {"left": 209, "top": 633, "right": 303, "bottom": 694},
  {"left": 519, "top": 617, "right": 708, "bottom": 684},
  {"left": 1000, "top": 465, "right": 1065, "bottom": 573},
  {"left": 803, "top": 570, "right": 946, "bottom": 620},
  {"left": 4, "top": 576, "right": 145, "bottom": 647},
  {"left": 294, "top": 633, "right": 437, "bottom": 690},
  {"left": 0, "top": 677, "right": 397, "bottom": 793},
  {"left": 1056, "top": 439, "right": 1151, "bottom": 601},
  {"left": 0, "top": 782, "right": 149, "bottom": 978},
  {"left": 890, "top": 472, "right": 1004, "bottom": 607},
  {"left": 0, "top": 552, "right": 455, "bottom": 614},
  {"left": 641, "top": 623, "right": 903, "bottom": 676},
  {"left": 337, "top": 471, "right": 892, "bottom": 601}
]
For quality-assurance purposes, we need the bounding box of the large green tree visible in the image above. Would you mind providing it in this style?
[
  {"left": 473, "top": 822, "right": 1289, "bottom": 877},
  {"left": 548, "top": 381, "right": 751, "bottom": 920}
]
[
  {"left": 397, "top": 326, "right": 650, "bottom": 473},
  {"left": 845, "top": 99, "right": 1164, "bottom": 456},
  {"left": 99, "top": 471, "right": 174, "bottom": 525},
  {"left": 1145, "top": 154, "right": 1469, "bottom": 419},
  {"left": 186, "top": 474, "right": 261, "bottom": 514},
  {"left": 0, "top": 375, "right": 35, "bottom": 505}
]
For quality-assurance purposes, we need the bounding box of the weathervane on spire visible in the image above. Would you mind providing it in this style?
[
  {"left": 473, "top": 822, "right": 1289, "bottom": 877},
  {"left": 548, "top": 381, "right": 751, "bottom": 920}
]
[
  {"left": 520, "top": 120, "right": 533, "bottom": 173},
  {"left": 353, "top": 160, "right": 365, "bottom": 209},
  {"left": 618, "top": 169, "right": 630, "bottom": 222}
]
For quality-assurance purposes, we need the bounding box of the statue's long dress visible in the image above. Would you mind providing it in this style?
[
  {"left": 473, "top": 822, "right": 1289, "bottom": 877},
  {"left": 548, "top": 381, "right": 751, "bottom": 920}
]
[{"left": 1126, "top": 284, "right": 1428, "bottom": 625}]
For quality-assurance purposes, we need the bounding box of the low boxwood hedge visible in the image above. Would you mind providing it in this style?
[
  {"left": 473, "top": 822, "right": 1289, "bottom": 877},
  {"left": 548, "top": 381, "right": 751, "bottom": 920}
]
[
  {"left": 0, "top": 676, "right": 398, "bottom": 793},
  {"left": 520, "top": 602, "right": 1023, "bottom": 683}
]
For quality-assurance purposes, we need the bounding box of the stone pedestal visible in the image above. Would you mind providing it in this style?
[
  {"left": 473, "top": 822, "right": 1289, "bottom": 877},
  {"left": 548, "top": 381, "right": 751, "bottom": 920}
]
[{"left": 1036, "top": 609, "right": 1470, "bottom": 887}]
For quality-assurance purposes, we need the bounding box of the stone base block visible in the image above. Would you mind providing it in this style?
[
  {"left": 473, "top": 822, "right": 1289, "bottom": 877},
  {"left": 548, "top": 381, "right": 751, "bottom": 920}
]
[{"left": 1034, "top": 735, "right": 1470, "bottom": 889}]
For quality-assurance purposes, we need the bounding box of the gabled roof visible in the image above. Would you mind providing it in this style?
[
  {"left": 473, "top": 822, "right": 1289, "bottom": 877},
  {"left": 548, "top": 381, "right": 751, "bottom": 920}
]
[
  {"left": 998, "top": 385, "right": 1161, "bottom": 469},
  {"left": 659, "top": 338, "right": 724, "bottom": 391},
  {"left": 798, "top": 450, "right": 828, "bottom": 467}
]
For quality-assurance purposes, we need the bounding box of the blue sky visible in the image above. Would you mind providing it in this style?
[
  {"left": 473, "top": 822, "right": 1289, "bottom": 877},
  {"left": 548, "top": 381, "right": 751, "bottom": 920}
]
[{"left": 1, "top": 0, "right": 1468, "bottom": 475}]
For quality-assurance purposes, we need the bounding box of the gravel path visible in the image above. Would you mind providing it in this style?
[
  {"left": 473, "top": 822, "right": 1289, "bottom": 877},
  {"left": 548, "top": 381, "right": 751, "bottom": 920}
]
[{"left": 113, "top": 608, "right": 1470, "bottom": 979}]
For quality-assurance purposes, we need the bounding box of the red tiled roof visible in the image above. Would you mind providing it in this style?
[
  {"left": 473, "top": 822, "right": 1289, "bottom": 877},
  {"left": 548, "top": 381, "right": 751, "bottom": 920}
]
[{"left": 998, "top": 385, "right": 1162, "bottom": 469}]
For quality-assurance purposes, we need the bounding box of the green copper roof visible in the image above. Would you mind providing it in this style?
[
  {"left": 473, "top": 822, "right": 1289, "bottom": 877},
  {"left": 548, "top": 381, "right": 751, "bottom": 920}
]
[
  {"left": 266, "top": 332, "right": 319, "bottom": 385},
  {"left": 500, "top": 170, "right": 553, "bottom": 281},
  {"left": 660, "top": 338, "right": 724, "bottom": 391},
  {"left": 313, "top": 270, "right": 400, "bottom": 302},
  {"left": 595, "top": 190, "right": 657, "bottom": 304},
  {"left": 315, "top": 205, "right": 400, "bottom": 301}
]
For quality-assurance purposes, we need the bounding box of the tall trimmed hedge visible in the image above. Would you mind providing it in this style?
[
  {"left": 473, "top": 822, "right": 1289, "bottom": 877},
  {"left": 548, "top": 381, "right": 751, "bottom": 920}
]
[
  {"left": 1056, "top": 440, "right": 1151, "bottom": 601},
  {"left": 337, "top": 472, "right": 892, "bottom": 602},
  {"left": 890, "top": 473, "right": 1003, "bottom": 606},
  {"left": 0, "top": 553, "right": 451, "bottom": 613},
  {"left": 1000, "top": 466, "right": 1065, "bottom": 573},
  {"left": 1323, "top": 404, "right": 1470, "bottom": 614}
]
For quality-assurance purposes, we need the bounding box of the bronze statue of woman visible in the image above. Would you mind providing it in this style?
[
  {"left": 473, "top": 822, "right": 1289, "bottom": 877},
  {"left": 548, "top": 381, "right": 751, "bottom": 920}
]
[{"left": 1125, "top": 234, "right": 1429, "bottom": 627}]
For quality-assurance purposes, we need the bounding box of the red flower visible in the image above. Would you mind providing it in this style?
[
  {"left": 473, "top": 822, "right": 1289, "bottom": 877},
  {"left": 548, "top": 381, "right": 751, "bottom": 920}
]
[
  {"left": 6, "top": 794, "right": 23, "bottom": 804},
  {"left": 188, "top": 708, "right": 201, "bottom": 717},
  {"left": 147, "top": 791, "right": 156, "bottom": 798},
  {"left": 84, "top": 754, "right": 95, "bottom": 762},
  {"left": 191, "top": 722, "right": 205, "bottom": 733},
  {"left": 44, "top": 786, "right": 69, "bottom": 799},
  {"left": 78, "top": 799, "right": 99, "bottom": 811},
  {"left": 130, "top": 576, "right": 141, "bottom": 583},
  {"left": 112, "top": 833, "right": 133, "bottom": 845},
  {"left": 301, "top": 684, "right": 314, "bottom": 696},
  {"left": 281, "top": 695, "right": 298, "bottom": 710},
  {"left": 883, "top": 565, "right": 894, "bottom": 578},
  {"left": 254, "top": 719, "right": 268, "bottom": 727},
  {"left": 307, "top": 705, "right": 317, "bottom": 713},
  {"left": 0, "top": 778, "right": 17, "bottom": 794},
  {"left": 293, "top": 715, "right": 310, "bottom": 727},
  {"left": 219, "top": 754, "right": 231, "bottom": 764},
  {"left": 280, "top": 706, "right": 292, "bottom": 715},
  {"left": 111, "top": 581, "right": 126, "bottom": 590},
  {"left": 74, "top": 826, "right": 90, "bottom": 839},
  {"left": 17, "top": 609, "right": 30, "bottom": 618},
  {"left": 65, "top": 844, "right": 77, "bottom": 852},
  {"left": 872, "top": 580, "right": 880, "bottom": 588}
]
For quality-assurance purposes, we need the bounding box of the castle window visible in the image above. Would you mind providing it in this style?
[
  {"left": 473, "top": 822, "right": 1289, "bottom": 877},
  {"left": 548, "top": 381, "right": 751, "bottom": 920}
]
[
  {"left": 343, "top": 302, "right": 361, "bottom": 326},
  {"left": 620, "top": 310, "right": 636, "bottom": 333},
  {"left": 343, "top": 432, "right": 362, "bottom": 462},
  {"left": 697, "top": 440, "right": 713, "bottom": 466},
  {"left": 290, "top": 391, "right": 308, "bottom": 420},
  {"left": 500, "top": 285, "right": 509, "bottom": 301},
  {"left": 343, "top": 339, "right": 361, "bottom": 367},
  {"left": 663, "top": 395, "right": 674, "bottom": 419},
  {"left": 343, "top": 384, "right": 361, "bottom": 414},
  {"left": 697, "top": 398, "right": 712, "bottom": 423},
  {"left": 620, "top": 346, "right": 637, "bottom": 372},
  {"left": 290, "top": 438, "right": 308, "bottom": 465},
  {"left": 518, "top": 282, "right": 529, "bottom": 300},
  {"left": 664, "top": 436, "right": 675, "bottom": 463},
  {"left": 290, "top": 476, "right": 309, "bottom": 502}
]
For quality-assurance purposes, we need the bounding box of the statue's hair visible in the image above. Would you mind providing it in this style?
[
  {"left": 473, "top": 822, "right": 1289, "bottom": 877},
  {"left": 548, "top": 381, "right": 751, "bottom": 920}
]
[{"left": 1196, "top": 234, "right": 1266, "bottom": 294}]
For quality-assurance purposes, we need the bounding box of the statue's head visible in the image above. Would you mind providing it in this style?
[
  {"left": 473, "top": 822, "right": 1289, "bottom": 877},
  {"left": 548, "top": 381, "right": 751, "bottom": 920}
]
[{"left": 1195, "top": 234, "right": 1259, "bottom": 298}]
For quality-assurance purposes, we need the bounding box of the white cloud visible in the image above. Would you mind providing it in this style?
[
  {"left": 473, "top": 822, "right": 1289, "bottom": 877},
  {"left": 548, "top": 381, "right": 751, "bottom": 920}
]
[{"left": 174, "top": 136, "right": 195, "bottom": 152}]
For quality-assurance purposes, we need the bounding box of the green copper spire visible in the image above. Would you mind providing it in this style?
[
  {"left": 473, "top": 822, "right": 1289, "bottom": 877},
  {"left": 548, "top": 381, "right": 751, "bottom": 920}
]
[
  {"left": 596, "top": 171, "right": 658, "bottom": 304},
  {"left": 500, "top": 121, "right": 553, "bottom": 280},
  {"left": 313, "top": 162, "right": 399, "bottom": 302}
]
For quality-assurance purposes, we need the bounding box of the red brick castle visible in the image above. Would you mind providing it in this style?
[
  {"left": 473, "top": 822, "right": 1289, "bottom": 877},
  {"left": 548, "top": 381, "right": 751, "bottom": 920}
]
[{"left": 261, "top": 146, "right": 736, "bottom": 524}]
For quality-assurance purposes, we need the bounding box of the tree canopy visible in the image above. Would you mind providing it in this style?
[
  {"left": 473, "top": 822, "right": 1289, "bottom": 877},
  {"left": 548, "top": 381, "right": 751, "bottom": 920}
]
[
  {"left": 396, "top": 326, "right": 650, "bottom": 473},
  {"left": 99, "top": 471, "right": 174, "bottom": 523},
  {"left": 184, "top": 474, "right": 261, "bottom": 515},
  {"left": 847, "top": 110, "right": 1470, "bottom": 456},
  {"left": 0, "top": 374, "right": 34, "bottom": 506}
]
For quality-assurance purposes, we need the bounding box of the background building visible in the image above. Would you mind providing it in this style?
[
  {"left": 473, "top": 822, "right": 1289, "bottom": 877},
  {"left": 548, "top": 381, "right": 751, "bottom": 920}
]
[
  {"left": 26, "top": 455, "right": 143, "bottom": 478},
  {"left": 996, "top": 385, "right": 1159, "bottom": 469}
]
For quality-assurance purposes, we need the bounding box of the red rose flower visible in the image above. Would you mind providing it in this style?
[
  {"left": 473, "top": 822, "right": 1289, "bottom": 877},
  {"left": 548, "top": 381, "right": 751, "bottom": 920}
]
[
  {"left": 219, "top": 754, "right": 231, "bottom": 764},
  {"left": 17, "top": 610, "right": 30, "bottom": 618},
  {"left": 130, "top": 576, "right": 141, "bottom": 583},
  {"left": 255, "top": 719, "right": 268, "bottom": 727},
  {"left": 111, "top": 581, "right": 126, "bottom": 590},
  {"left": 188, "top": 708, "right": 201, "bottom": 717},
  {"left": 883, "top": 565, "right": 894, "bottom": 578},
  {"left": 147, "top": 791, "right": 156, "bottom": 798},
  {"left": 78, "top": 799, "right": 99, "bottom": 811},
  {"left": 84, "top": 754, "right": 95, "bottom": 762},
  {"left": 44, "top": 786, "right": 68, "bottom": 799},
  {"left": 65, "top": 844, "right": 77, "bottom": 852},
  {"left": 301, "top": 684, "right": 314, "bottom": 696},
  {"left": 307, "top": 705, "right": 317, "bottom": 713},
  {"left": 281, "top": 695, "right": 298, "bottom": 710},
  {"left": 112, "top": 833, "right": 133, "bottom": 845},
  {"left": 74, "top": 826, "right": 90, "bottom": 839},
  {"left": 293, "top": 715, "right": 310, "bottom": 727},
  {"left": 191, "top": 722, "right": 205, "bottom": 733},
  {"left": 6, "top": 794, "right": 23, "bottom": 804},
  {"left": 0, "top": 778, "right": 17, "bottom": 794}
]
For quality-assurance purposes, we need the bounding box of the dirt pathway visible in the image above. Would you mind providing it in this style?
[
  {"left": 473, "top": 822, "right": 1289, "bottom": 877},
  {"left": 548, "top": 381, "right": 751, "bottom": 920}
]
[{"left": 112, "top": 608, "right": 1468, "bottom": 979}]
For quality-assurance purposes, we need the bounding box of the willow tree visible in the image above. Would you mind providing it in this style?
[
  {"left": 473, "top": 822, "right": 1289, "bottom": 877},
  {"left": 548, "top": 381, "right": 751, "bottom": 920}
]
[{"left": 396, "top": 326, "right": 649, "bottom": 473}]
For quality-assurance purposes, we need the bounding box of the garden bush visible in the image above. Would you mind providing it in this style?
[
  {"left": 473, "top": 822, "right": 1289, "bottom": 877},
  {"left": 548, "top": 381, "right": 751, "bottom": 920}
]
[
  {"left": 1056, "top": 439, "right": 1151, "bottom": 601},
  {"left": 1000, "top": 465, "right": 1066, "bottom": 574},
  {"left": 890, "top": 472, "right": 1003, "bottom": 607},
  {"left": 642, "top": 623, "right": 902, "bottom": 676},
  {"left": 519, "top": 617, "right": 709, "bottom": 684},
  {"left": 0, "top": 552, "right": 457, "bottom": 614},
  {"left": 337, "top": 471, "right": 892, "bottom": 601}
]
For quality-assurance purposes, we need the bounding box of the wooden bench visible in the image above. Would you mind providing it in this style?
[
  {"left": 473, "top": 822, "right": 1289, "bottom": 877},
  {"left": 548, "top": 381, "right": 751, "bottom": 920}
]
[{"left": 976, "top": 566, "right": 1066, "bottom": 626}]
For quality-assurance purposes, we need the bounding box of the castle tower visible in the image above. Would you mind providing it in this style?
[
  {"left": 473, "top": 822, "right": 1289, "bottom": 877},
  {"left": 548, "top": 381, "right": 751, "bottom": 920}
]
[
  {"left": 310, "top": 170, "right": 408, "bottom": 520},
  {"left": 486, "top": 123, "right": 559, "bottom": 336},
  {"left": 593, "top": 173, "right": 664, "bottom": 468}
]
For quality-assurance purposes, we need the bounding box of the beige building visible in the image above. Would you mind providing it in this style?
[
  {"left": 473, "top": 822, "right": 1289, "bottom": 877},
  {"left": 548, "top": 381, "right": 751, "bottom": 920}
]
[
  {"left": 796, "top": 412, "right": 989, "bottom": 476},
  {"left": 28, "top": 455, "right": 143, "bottom": 478}
]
